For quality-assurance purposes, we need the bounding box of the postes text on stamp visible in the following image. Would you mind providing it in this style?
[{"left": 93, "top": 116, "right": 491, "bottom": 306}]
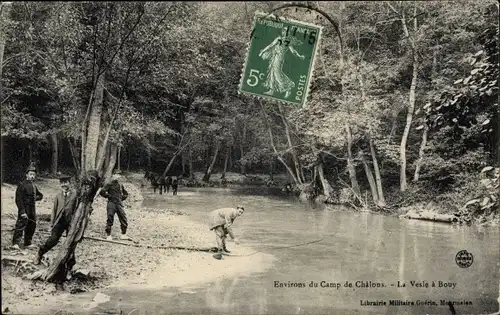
[{"left": 238, "top": 12, "right": 323, "bottom": 107}]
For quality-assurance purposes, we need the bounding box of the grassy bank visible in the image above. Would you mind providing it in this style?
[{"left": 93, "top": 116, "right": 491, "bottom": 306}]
[{"left": 1, "top": 173, "right": 275, "bottom": 315}]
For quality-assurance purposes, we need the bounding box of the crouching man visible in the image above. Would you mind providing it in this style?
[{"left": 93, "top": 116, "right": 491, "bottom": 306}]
[
  {"left": 34, "top": 175, "right": 77, "bottom": 265},
  {"left": 208, "top": 206, "right": 244, "bottom": 254}
]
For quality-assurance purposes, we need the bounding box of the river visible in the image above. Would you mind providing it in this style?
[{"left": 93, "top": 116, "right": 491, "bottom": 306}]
[{"left": 62, "top": 187, "right": 500, "bottom": 315}]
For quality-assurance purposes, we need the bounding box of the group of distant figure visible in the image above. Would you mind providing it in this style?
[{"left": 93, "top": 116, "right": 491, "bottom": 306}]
[{"left": 144, "top": 171, "right": 179, "bottom": 195}]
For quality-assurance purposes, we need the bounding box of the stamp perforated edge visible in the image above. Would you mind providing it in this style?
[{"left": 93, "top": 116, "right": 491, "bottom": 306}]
[{"left": 237, "top": 11, "right": 324, "bottom": 108}]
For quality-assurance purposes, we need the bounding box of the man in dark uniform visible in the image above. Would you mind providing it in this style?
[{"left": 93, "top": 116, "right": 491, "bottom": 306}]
[
  {"left": 166, "top": 176, "right": 173, "bottom": 193},
  {"left": 100, "top": 171, "right": 130, "bottom": 240},
  {"left": 171, "top": 176, "right": 178, "bottom": 195},
  {"left": 33, "top": 175, "right": 78, "bottom": 265},
  {"left": 12, "top": 165, "right": 43, "bottom": 250}
]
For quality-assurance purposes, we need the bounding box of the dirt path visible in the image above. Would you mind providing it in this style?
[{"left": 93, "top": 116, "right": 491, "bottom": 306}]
[{"left": 1, "top": 174, "right": 276, "bottom": 315}]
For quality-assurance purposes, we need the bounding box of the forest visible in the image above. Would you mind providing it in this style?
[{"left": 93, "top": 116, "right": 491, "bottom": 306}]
[{"left": 1, "top": 1, "right": 499, "bottom": 222}]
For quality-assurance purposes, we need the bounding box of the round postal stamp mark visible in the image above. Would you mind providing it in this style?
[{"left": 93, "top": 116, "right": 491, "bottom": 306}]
[
  {"left": 238, "top": 12, "right": 323, "bottom": 107},
  {"left": 455, "top": 250, "right": 473, "bottom": 268}
]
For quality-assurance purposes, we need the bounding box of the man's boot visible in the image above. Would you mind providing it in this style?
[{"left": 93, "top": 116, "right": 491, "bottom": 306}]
[
  {"left": 222, "top": 239, "right": 230, "bottom": 254},
  {"left": 33, "top": 251, "right": 43, "bottom": 265}
]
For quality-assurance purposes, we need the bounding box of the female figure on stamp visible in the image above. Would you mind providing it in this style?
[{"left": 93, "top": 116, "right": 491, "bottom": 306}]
[{"left": 258, "top": 27, "right": 305, "bottom": 98}]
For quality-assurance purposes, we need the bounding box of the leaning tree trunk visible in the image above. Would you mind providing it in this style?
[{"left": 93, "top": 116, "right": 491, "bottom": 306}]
[
  {"left": 39, "top": 72, "right": 106, "bottom": 283},
  {"left": 50, "top": 133, "right": 58, "bottom": 176},
  {"left": 203, "top": 140, "right": 221, "bottom": 182},
  {"left": 33, "top": 171, "right": 101, "bottom": 283},
  {"left": 361, "top": 154, "right": 379, "bottom": 205},
  {"left": 162, "top": 151, "right": 180, "bottom": 177},
  {"left": 162, "top": 140, "right": 191, "bottom": 177},
  {"left": 317, "top": 161, "right": 334, "bottom": 197},
  {"left": 399, "top": 6, "right": 418, "bottom": 193}
]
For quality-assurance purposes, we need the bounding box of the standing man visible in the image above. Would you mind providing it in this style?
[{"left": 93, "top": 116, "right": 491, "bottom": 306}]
[
  {"left": 166, "top": 176, "right": 173, "bottom": 194},
  {"left": 33, "top": 175, "right": 78, "bottom": 265},
  {"left": 12, "top": 165, "right": 43, "bottom": 250},
  {"left": 171, "top": 176, "right": 178, "bottom": 195},
  {"left": 208, "top": 206, "right": 244, "bottom": 255},
  {"left": 100, "top": 171, "right": 130, "bottom": 241}
]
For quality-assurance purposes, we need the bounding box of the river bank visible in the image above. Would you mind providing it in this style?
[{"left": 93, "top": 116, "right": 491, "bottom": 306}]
[{"left": 0, "top": 173, "right": 275, "bottom": 315}]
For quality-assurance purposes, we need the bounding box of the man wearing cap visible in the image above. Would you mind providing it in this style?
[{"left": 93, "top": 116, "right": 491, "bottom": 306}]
[
  {"left": 208, "top": 206, "right": 244, "bottom": 254},
  {"left": 12, "top": 165, "right": 43, "bottom": 249},
  {"left": 33, "top": 175, "right": 78, "bottom": 265},
  {"left": 100, "top": 171, "right": 130, "bottom": 240}
]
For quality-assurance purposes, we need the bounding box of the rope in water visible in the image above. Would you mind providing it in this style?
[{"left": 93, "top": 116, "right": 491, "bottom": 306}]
[{"left": 227, "top": 237, "right": 326, "bottom": 257}]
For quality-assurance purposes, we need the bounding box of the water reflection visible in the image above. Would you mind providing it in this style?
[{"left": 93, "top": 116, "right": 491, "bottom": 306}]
[{"left": 68, "top": 187, "right": 499, "bottom": 315}]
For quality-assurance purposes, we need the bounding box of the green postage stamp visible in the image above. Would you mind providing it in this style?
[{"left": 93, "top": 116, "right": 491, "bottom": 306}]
[{"left": 238, "top": 12, "right": 323, "bottom": 107}]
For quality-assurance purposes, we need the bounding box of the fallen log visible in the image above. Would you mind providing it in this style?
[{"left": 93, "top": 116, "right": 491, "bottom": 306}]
[
  {"left": 2, "top": 255, "right": 33, "bottom": 263},
  {"left": 400, "top": 209, "right": 459, "bottom": 223},
  {"left": 33, "top": 232, "right": 217, "bottom": 252},
  {"left": 82, "top": 236, "right": 217, "bottom": 252}
]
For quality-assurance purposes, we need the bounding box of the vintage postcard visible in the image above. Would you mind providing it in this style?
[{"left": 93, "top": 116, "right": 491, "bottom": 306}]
[{"left": 1, "top": 1, "right": 498, "bottom": 315}]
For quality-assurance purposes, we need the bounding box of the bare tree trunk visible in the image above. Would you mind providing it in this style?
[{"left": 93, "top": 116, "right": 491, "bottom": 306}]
[
  {"left": 84, "top": 73, "right": 105, "bottom": 173},
  {"left": 221, "top": 145, "right": 230, "bottom": 179},
  {"left": 239, "top": 123, "right": 246, "bottom": 174},
  {"left": 35, "top": 171, "right": 101, "bottom": 283},
  {"left": 278, "top": 104, "right": 303, "bottom": 184},
  {"left": 42, "top": 73, "right": 105, "bottom": 283},
  {"left": 258, "top": 101, "right": 299, "bottom": 185},
  {"left": 50, "top": 133, "right": 58, "bottom": 176},
  {"left": 361, "top": 154, "right": 379, "bottom": 204},
  {"left": 104, "top": 143, "right": 118, "bottom": 182},
  {"left": 317, "top": 161, "right": 334, "bottom": 197},
  {"left": 0, "top": 20, "right": 4, "bottom": 106},
  {"left": 162, "top": 152, "right": 180, "bottom": 177},
  {"left": 399, "top": 5, "right": 418, "bottom": 192},
  {"left": 413, "top": 124, "right": 428, "bottom": 182},
  {"left": 117, "top": 145, "right": 121, "bottom": 171},
  {"left": 127, "top": 147, "right": 131, "bottom": 172},
  {"left": 203, "top": 140, "right": 220, "bottom": 182},
  {"left": 27, "top": 141, "right": 33, "bottom": 165},
  {"left": 228, "top": 147, "right": 233, "bottom": 172},
  {"left": 0, "top": 7, "right": 4, "bottom": 184},
  {"left": 188, "top": 144, "right": 194, "bottom": 178},
  {"left": 369, "top": 136, "right": 386, "bottom": 206},
  {"left": 68, "top": 138, "right": 80, "bottom": 174},
  {"left": 146, "top": 134, "right": 153, "bottom": 171},
  {"left": 269, "top": 158, "right": 274, "bottom": 181},
  {"left": 162, "top": 138, "right": 191, "bottom": 177},
  {"left": 181, "top": 151, "right": 186, "bottom": 176},
  {"left": 345, "top": 123, "right": 361, "bottom": 197}
]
